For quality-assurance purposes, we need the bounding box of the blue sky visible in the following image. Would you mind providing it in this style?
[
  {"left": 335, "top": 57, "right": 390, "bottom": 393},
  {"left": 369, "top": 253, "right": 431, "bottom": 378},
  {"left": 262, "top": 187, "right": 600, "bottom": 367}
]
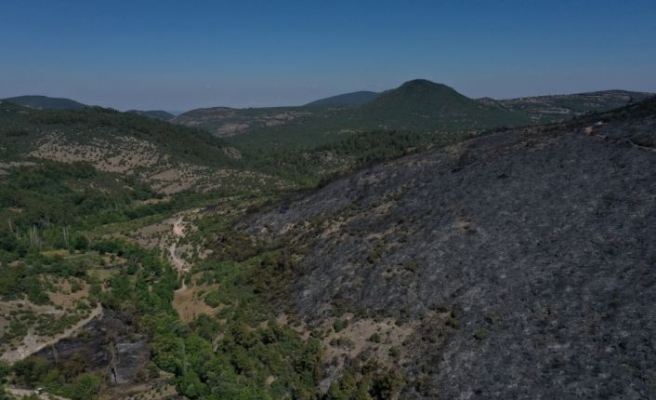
[{"left": 1, "top": 0, "right": 655, "bottom": 111}]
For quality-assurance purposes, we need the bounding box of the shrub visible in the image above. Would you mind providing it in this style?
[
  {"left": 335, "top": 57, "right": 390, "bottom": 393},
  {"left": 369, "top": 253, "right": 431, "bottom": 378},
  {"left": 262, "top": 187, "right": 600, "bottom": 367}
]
[
  {"left": 368, "top": 333, "right": 381, "bottom": 343},
  {"left": 474, "top": 328, "right": 488, "bottom": 341},
  {"left": 332, "top": 319, "right": 349, "bottom": 333}
]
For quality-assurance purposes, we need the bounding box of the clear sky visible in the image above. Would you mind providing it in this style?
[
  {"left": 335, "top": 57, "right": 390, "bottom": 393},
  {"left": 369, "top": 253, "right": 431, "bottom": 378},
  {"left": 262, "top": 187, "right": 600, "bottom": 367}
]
[{"left": 1, "top": 0, "right": 655, "bottom": 111}]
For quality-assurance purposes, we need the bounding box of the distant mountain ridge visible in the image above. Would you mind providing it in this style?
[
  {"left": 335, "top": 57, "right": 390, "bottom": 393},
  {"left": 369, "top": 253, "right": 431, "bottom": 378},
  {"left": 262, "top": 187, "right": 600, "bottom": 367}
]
[
  {"left": 127, "top": 109, "right": 175, "bottom": 121},
  {"left": 305, "top": 90, "right": 380, "bottom": 106},
  {"left": 489, "top": 89, "right": 654, "bottom": 123},
  {"left": 172, "top": 79, "right": 535, "bottom": 150},
  {"left": 220, "top": 79, "right": 533, "bottom": 150},
  {"left": 173, "top": 79, "right": 653, "bottom": 152},
  {"left": 2, "top": 95, "right": 87, "bottom": 110},
  {"left": 6, "top": 83, "right": 652, "bottom": 151}
]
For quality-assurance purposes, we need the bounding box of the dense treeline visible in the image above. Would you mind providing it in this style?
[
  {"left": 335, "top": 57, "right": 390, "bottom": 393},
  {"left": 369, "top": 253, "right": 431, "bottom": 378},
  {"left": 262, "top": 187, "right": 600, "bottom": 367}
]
[
  {"left": 314, "top": 130, "right": 462, "bottom": 165},
  {"left": 0, "top": 161, "right": 162, "bottom": 250},
  {"left": 241, "top": 130, "right": 468, "bottom": 186}
]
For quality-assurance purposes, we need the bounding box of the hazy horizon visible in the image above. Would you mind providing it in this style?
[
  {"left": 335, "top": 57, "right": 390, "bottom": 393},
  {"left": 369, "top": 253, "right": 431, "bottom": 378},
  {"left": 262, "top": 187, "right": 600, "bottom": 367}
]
[
  {"left": 2, "top": 0, "right": 655, "bottom": 111},
  {"left": 3, "top": 80, "right": 655, "bottom": 114}
]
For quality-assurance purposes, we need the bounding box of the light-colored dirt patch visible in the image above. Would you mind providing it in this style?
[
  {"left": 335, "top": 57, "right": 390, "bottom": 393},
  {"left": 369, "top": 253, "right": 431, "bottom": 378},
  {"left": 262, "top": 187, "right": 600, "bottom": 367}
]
[
  {"left": 223, "top": 146, "right": 242, "bottom": 159},
  {"left": 87, "top": 267, "right": 120, "bottom": 281},
  {"left": 40, "top": 249, "right": 70, "bottom": 257},
  {"left": 172, "top": 217, "right": 186, "bottom": 237},
  {"left": 280, "top": 222, "right": 297, "bottom": 236},
  {"left": 134, "top": 197, "right": 171, "bottom": 206},
  {"left": 320, "top": 221, "right": 345, "bottom": 239},
  {"left": 172, "top": 282, "right": 221, "bottom": 323},
  {"left": 46, "top": 277, "right": 90, "bottom": 309},
  {"left": 216, "top": 123, "right": 250, "bottom": 136}
]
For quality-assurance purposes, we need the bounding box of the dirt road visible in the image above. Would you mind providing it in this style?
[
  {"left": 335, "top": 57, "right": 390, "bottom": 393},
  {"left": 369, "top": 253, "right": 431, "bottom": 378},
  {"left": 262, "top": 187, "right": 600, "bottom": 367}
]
[{"left": 168, "top": 216, "right": 188, "bottom": 272}]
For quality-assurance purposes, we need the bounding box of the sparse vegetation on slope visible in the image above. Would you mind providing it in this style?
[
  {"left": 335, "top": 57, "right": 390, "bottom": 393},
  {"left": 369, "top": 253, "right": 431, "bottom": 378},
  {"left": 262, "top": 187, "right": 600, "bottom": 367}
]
[{"left": 0, "top": 104, "right": 290, "bottom": 195}]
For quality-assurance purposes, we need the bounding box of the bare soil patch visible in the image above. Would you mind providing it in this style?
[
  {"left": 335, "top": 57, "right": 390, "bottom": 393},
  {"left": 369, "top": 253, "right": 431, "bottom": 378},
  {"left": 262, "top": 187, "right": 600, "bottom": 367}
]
[{"left": 172, "top": 281, "right": 221, "bottom": 323}]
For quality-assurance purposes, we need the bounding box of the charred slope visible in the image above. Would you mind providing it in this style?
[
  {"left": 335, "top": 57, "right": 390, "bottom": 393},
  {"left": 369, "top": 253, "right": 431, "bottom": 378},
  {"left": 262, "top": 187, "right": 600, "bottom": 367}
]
[
  {"left": 243, "top": 98, "right": 656, "bottom": 399},
  {"left": 34, "top": 309, "right": 150, "bottom": 386}
]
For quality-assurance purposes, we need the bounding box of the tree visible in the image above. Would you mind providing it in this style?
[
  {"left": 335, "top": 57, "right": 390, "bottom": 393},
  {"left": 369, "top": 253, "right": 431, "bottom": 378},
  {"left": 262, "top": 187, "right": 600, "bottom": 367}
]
[{"left": 70, "top": 373, "right": 102, "bottom": 400}]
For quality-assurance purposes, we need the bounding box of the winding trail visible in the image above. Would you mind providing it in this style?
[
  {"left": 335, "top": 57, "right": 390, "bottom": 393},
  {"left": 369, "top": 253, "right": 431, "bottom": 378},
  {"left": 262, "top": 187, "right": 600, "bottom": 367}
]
[
  {"left": 175, "top": 277, "right": 187, "bottom": 293},
  {"left": 168, "top": 216, "right": 188, "bottom": 272}
]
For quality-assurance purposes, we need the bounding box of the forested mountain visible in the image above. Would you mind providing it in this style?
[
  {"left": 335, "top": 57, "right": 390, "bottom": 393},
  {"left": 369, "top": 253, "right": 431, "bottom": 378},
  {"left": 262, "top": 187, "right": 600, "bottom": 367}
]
[
  {"left": 173, "top": 80, "right": 652, "bottom": 153},
  {"left": 2, "top": 95, "right": 87, "bottom": 110},
  {"left": 224, "top": 79, "right": 532, "bottom": 151},
  {"left": 174, "top": 79, "right": 532, "bottom": 147},
  {"left": 305, "top": 90, "right": 381, "bottom": 106},
  {"left": 350, "top": 79, "right": 530, "bottom": 131}
]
